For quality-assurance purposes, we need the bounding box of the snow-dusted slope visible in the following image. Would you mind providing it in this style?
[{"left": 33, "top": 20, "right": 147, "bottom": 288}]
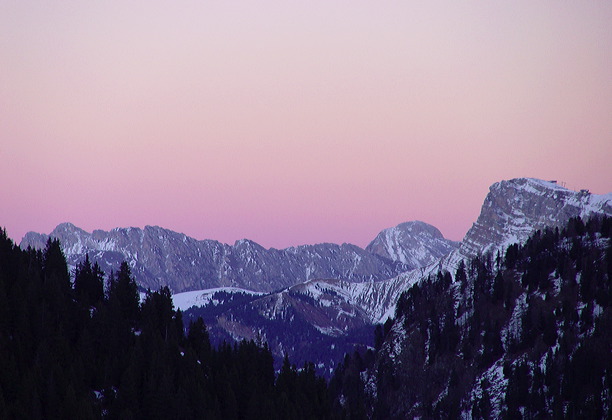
[
  {"left": 361, "top": 212, "right": 611, "bottom": 418},
  {"left": 172, "top": 287, "right": 264, "bottom": 311},
  {"left": 365, "top": 221, "right": 458, "bottom": 269},
  {"left": 20, "top": 177, "right": 610, "bottom": 331}
]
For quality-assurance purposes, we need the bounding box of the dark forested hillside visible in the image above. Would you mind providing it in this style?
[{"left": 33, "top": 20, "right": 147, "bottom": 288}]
[
  {"left": 0, "top": 232, "right": 338, "bottom": 419},
  {"left": 183, "top": 288, "right": 375, "bottom": 379},
  {"left": 332, "top": 216, "right": 611, "bottom": 419}
]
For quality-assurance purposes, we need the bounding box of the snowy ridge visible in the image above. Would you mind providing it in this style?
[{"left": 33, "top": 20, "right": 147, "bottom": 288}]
[
  {"left": 18, "top": 177, "right": 611, "bottom": 352},
  {"left": 172, "top": 287, "right": 264, "bottom": 312}
]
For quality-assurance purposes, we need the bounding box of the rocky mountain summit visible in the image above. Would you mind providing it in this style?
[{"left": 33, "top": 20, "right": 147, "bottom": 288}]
[
  {"left": 366, "top": 221, "right": 458, "bottom": 268},
  {"left": 20, "top": 220, "right": 453, "bottom": 293},
  {"left": 458, "top": 178, "right": 611, "bottom": 258}
]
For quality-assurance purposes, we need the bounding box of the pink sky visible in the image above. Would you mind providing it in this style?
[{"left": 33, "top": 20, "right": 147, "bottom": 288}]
[{"left": 2, "top": 2, "right": 611, "bottom": 249}]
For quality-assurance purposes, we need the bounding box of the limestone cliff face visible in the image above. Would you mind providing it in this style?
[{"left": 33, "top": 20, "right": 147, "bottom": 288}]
[{"left": 459, "top": 178, "right": 612, "bottom": 258}]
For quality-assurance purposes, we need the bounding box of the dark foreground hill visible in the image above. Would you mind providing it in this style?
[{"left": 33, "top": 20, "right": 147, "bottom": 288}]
[
  {"left": 0, "top": 231, "right": 340, "bottom": 419},
  {"left": 332, "top": 215, "right": 611, "bottom": 419}
]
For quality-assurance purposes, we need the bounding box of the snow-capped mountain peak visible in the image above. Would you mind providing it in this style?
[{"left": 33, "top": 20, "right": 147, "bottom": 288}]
[
  {"left": 459, "top": 177, "right": 612, "bottom": 257},
  {"left": 366, "top": 220, "right": 458, "bottom": 268}
]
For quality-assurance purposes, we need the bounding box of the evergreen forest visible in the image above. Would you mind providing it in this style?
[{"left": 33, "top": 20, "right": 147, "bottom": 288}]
[
  {"left": 0, "top": 234, "right": 337, "bottom": 419},
  {"left": 334, "top": 216, "right": 611, "bottom": 418}
]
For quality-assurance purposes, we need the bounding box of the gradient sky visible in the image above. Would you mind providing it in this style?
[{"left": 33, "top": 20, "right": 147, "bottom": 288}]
[{"left": 2, "top": 1, "right": 611, "bottom": 249}]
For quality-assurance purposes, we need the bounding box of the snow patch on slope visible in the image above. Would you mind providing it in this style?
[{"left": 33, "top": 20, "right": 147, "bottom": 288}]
[{"left": 172, "top": 287, "right": 264, "bottom": 311}]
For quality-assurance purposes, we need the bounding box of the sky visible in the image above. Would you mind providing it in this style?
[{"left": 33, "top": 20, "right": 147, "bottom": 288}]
[{"left": 2, "top": 1, "right": 611, "bottom": 249}]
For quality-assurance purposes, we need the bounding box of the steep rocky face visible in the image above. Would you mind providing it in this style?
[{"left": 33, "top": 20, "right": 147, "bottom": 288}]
[
  {"left": 20, "top": 224, "right": 417, "bottom": 293},
  {"left": 459, "top": 178, "right": 612, "bottom": 257},
  {"left": 365, "top": 221, "right": 458, "bottom": 269}
]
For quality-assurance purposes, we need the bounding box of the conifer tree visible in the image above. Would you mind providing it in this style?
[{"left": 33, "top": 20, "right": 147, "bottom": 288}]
[
  {"left": 108, "top": 261, "right": 140, "bottom": 327},
  {"left": 74, "top": 254, "right": 104, "bottom": 308}
]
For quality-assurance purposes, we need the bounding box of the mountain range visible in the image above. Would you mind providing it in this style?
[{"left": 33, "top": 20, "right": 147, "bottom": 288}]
[
  {"left": 20, "top": 221, "right": 457, "bottom": 294},
  {"left": 19, "top": 177, "right": 612, "bottom": 377},
  {"left": 175, "top": 178, "right": 611, "bottom": 374}
]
